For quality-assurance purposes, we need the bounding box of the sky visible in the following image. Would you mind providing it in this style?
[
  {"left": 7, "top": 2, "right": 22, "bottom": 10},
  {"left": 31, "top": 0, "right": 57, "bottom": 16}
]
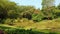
[{"left": 10, "top": 0, "right": 60, "bottom": 9}]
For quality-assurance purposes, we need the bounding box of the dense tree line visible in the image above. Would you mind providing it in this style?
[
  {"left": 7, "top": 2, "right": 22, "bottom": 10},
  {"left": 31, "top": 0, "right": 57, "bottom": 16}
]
[{"left": 0, "top": 0, "right": 60, "bottom": 23}]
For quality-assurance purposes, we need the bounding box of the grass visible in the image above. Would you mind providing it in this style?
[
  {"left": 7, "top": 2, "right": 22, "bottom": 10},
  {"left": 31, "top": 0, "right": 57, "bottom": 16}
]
[
  {"left": 11, "top": 18, "right": 60, "bottom": 30},
  {"left": 0, "top": 24, "right": 59, "bottom": 34},
  {"left": 0, "top": 18, "right": 60, "bottom": 34}
]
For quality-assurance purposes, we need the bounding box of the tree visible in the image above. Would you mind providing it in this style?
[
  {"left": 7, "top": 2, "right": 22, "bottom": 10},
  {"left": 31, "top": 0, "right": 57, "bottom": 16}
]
[
  {"left": 42, "top": 0, "right": 55, "bottom": 9},
  {"left": 0, "top": 0, "right": 8, "bottom": 19},
  {"left": 57, "top": 3, "right": 60, "bottom": 9},
  {"left": 41, "top": 0, "right": 55, "bottom": 19}
]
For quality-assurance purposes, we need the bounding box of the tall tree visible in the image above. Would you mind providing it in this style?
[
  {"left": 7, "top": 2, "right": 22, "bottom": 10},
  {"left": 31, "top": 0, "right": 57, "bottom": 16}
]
[
  {"left": 41, "top": 0, "right": 55, "bottom": 19},
  {"left": 57, "top": 3, "right": 60, "bottom": 9},
  {"left": 0, "top": 0, "right": 16, "bottom": 19},
  {"left": 42, "top": 0, "right": 55, "bottom": 9}
]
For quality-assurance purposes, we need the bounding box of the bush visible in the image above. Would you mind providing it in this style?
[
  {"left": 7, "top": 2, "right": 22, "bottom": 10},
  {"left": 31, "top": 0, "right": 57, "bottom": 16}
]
[
  {"left": 4, "top": 18, "right": 15, "bottom": 25},
  {"left": 32, "top": 13, "right": 44, "bottom": 22}
]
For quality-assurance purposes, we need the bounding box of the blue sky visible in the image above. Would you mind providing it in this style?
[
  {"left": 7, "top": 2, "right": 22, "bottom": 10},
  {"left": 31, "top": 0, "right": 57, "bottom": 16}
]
[{"left": 10, "top": 0, "right": 60, "bottom": 9}]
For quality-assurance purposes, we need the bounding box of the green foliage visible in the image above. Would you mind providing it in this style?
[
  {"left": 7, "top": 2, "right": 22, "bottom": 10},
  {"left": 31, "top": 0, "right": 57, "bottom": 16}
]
[
  {"left": 42, "top": 0, "right": 55, "bottom": 9},
  {"left": 32, "top": 13, "right": 44, "bottom": 22},
  {"left": 4, "top": 18, "right": 13, "bottom": 24},
  {"left": 0, "top": 0, "right": 60, "bottom": 22},
  {"left": 0, "top": 0, "right": 60, "bottom": 34},
  {"left": 0, "top": 26, "right": 59, "bottom": 34},
  {"left": 57, "top": 3, "right": 60, "bottom": 9}
]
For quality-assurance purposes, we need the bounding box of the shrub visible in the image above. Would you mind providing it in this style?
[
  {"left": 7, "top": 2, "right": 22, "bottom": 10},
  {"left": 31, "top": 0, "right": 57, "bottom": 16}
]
[
  {"left": 4, "top": 18, "right": 15, "bottom": 25},
  {"left": 32, "top": 13, "right": 44, "bottom": 22}
]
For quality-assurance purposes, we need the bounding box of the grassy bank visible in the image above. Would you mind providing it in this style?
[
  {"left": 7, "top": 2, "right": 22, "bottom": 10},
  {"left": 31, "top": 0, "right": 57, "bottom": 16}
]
[{"left": 0, "top": 18, "right": 60, "bottom": 34}]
